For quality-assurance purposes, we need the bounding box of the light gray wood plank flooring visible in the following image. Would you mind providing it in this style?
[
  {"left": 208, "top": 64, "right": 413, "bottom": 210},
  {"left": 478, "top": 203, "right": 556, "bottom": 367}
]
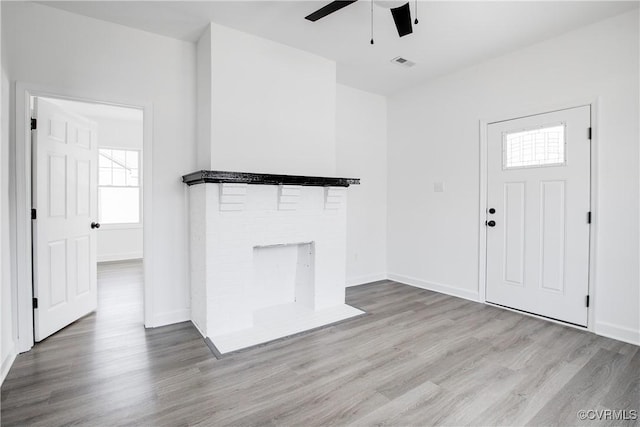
[{"left": 1, "top": 260, "right": 638, "bottom": 426}]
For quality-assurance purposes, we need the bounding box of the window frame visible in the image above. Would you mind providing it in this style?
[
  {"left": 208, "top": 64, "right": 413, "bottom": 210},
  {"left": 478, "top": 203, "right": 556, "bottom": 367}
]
[
  {"left": 98, "top": 146, "right": 143, "bottom": 228},
  {"left": 501, "top": 121, "right": 567, "bottom": 171}
]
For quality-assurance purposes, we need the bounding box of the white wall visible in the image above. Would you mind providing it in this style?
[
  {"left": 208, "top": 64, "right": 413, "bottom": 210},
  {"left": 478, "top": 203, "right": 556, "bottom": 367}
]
[
  {"left": 92, "top": 116, "right": 144, "bottom": 262},
  {"left": 196, "top": 24, "right": 212, "bottom": 171},
  {"left": 204, "top": 23, "right": 337, "bottom": 176},
  {"left": 336, "top": 84, "right": 388, "bottom": 286},
  {"left": 1, "top": 1, "right": 17, "bottom": 384},
  {"left": 3, "top": 2, "right": 196, "bottom": 330},
  {"left": 97, "top": 226, "right": 143, "bottom": 262},
  {"left": 94, "top": 116, "right": 143, "bottom": 150},
  {"left": 387, "top": 10, "right": 639, "bottom": 344}
]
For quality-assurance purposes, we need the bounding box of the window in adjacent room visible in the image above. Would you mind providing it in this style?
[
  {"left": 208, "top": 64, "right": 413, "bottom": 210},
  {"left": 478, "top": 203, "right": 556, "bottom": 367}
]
[{"left": 98, "top": 148, "right": 141, "bottom": 224}]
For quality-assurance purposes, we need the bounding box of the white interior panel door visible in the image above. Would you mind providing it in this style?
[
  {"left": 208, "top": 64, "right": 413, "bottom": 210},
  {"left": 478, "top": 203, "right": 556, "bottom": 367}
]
[
  {"left": 486, "top": 106, "right": 591, "bottom": 326},
  {"left": 33, "top": 98, "right": 98, "bottom": 341}
]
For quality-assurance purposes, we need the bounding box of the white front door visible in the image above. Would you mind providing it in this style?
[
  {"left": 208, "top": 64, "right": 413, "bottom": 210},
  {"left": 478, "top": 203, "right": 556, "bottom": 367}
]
[
  {"left": 486, "top": 106, "right": 591, "bottom": 326},
  {"left": 32, "top": 97, "right": 99, "bottom": 341}
]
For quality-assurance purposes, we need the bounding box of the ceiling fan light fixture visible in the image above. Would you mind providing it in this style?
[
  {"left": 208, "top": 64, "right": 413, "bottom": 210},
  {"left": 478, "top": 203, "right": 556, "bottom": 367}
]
[
  {"left": 305, "top": 0, "right": 416, "bottom": 42},
  {"left": 304, "top": 0, "right": 357, "bottom": 22},
  {"left": 373, "top": 0, "right": 405, "bottom": 9},
  {"left": 390, "top": 2, "right": 413, "bottom": 37}
]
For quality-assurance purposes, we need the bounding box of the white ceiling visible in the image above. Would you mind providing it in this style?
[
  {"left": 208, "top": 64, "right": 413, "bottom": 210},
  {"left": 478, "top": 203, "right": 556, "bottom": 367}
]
[
  {"left": 42, "top": 97, "right": 143, "bottom": 122},
  {"left": 40, "top": 1, "right": 639, "bottom": 95}
]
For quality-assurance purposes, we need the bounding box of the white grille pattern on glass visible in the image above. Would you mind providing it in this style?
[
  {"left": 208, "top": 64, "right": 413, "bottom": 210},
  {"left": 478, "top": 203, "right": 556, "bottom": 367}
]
[
  {"left": 99, "top": 149, "right": 139, "bottom": 186},
  {"left": 98, "top": 149, "right": 141, "bottom": 224},
  {"left": 503, "top": 124, "right": 565, "bottom": 169}
]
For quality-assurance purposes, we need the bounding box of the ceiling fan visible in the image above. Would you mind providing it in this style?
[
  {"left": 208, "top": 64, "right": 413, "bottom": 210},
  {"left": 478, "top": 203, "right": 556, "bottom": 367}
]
[{"left": 305, "top": 0, "right": 416, "bottom": 39}]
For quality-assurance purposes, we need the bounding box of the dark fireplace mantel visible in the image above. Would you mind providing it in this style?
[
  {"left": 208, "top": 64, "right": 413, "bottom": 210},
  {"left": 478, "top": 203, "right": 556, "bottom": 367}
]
[{"left": 182, "top": 170, "right": 360, "bottom": 187}]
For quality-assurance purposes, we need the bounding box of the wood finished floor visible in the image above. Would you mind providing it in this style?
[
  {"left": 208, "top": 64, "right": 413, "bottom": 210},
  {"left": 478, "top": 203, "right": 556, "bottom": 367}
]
[{"left": 1, "top": 260, "right": 638, "bottom": 426}]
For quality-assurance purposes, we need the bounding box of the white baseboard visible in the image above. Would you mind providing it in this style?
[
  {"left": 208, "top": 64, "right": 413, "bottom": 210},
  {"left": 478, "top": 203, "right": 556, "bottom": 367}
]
[
  {"left": 1, "top": 343, "right": 17, "bottom": 386},
  {"left": 387, "top": 272, "right": 480, "bottom": 302},
  {"left": 149, "top": 309, "right": 191, "bottom": 328},
  {"left": 595, "top": 321, "right": 640, "bottom": 346},
  {"left": 97, "top": 252, "right": 143, "bottom": 263},
  {"left": 346, "top": 272, "right": 388, "bottom": 287},
  {"left": 191, "top": 319, "right": 206, "bottom": 338}
]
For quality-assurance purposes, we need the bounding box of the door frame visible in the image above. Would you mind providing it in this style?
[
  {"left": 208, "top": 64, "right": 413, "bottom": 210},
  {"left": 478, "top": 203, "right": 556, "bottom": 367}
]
[
  {"left": 478, "top": 98, "right": 599, "bottom": 332},
  {"left": 14, "top": 82, "right": 154, "bottom": 352}
]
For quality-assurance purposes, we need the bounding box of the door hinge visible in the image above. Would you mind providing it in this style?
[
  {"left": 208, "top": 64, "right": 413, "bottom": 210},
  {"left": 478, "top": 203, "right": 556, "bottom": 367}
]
[
  {"left": 588, "top": 127, "right": 592, "bottom": 140},
  {"left": 586, "top": 295, "right": 590, "bottom": 308},
  {"left": 31, "top": 208, "right": 36, "bottom": 220},
  {"left": 587, "top": 211, "right": 591, "bottom": 224},
  {"left": 32, "top": 298, "right": 38, "bottom": 309},
  {"left": 31, "top": 118, "right": 37, "bottom": 130}
]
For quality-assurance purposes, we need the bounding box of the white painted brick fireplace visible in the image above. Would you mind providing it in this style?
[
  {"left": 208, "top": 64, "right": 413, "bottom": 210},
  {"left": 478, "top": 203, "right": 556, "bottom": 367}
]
[{"left": 188, "top": 176, "right": 362, "bottom": 354}]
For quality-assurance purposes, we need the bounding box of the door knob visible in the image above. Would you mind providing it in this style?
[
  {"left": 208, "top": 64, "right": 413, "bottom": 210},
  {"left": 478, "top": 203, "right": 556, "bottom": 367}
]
[
  {"left": 91, "top": 222, "right": 101, "bottom": 229},
  {"left": 486, "top": 220, "right": 496, "bottom": 227},
  {"left": 488, "top": 208, "right": 496, "bottom": 214}
]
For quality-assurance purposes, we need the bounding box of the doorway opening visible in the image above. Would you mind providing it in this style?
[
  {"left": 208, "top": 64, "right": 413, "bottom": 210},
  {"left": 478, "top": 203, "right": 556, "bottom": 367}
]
[{"left": 31, "top": 96, "right": 145, "bottom": 342}]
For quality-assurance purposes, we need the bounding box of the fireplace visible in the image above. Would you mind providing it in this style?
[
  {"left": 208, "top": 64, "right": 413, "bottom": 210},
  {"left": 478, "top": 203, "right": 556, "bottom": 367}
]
[
  {"left": 252, "top": 242, "right": 314, "bottom": 310},
  {"left": 184, "top": 171, "right": 362, "bottom": 355}
]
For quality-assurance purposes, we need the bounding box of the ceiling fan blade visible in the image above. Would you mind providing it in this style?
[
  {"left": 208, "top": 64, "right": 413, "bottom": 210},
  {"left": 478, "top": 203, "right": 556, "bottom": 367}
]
[
  {"left": 390, "top": 2, "right": 413, "bottom": 37},
  {"left": 305, "top": 0, "right": 358, "bottom": 22}
]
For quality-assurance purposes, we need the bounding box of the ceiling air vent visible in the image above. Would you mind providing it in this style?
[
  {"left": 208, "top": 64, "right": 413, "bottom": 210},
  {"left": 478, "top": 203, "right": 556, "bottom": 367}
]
[{"left": 391, "top": 56, "right": 416, "bottom": 68}]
